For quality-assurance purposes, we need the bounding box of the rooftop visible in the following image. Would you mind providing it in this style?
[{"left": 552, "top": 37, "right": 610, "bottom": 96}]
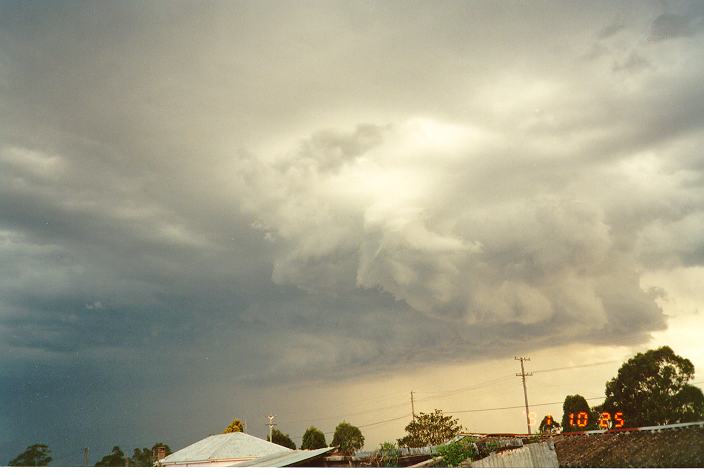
[
  {"left": 160, "top": 432, "right": 291, "bottom": 466},
  {"left": 230, "top": 447, "right": 335, "bottom": 467}
]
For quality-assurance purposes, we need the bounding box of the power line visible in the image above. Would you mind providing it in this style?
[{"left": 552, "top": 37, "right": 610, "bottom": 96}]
[
  {"left": 288, "top": 412, "right": 413, "bottom": 440},
  {"left": 413, "top": 359, "right": 618, "bottom": 403},
  {"left": 277, "top": 390, "right": 411, "bottom": 434},
  {"left": 294, "top": 389, "right": 408, "bottom": 415},
  {"left": 533, "top": 360, "right": 620, "bottom": 374},
  {"left": 320, "top": 413, "right": 412, "bottom": 436},
  {"left": 414, "top": 374, "right": 515, "bottom": 400},
  {"left": 359, "top": 413, "right": 412, "bottom": 429},
  {"left": 279, "top": 399, "right": 409, "bottom": 425},
  {"left": 444, "top": 396, "right": 605, "bottom": 415}
]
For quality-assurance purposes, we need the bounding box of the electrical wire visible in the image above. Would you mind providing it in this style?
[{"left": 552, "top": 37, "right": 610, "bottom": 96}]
[
  {"left": 320, "top": 413, "right": 412, "bottom": 436},
  {"left": 411, "top": 360, "right": 620, "bottom": 405},
  {"left": 533, "top": 360, "right": 620, "bottom": 374},
  {"left": 413, "top": 375, "right": 515, "bottom": 402},
  {"left": 444, "top": 396, "right": 605, "bottom": 415},
  {"left": 279, "top": 399, "right": 409, "bottom": 425}
]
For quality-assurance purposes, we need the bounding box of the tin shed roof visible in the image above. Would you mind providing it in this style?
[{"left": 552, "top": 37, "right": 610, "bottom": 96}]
[
  {"left": 161, "top": 432, "right": 291, "bottom": 465},
  {"left": 229, "top": 447, "right": 335, "bottom": 467}
]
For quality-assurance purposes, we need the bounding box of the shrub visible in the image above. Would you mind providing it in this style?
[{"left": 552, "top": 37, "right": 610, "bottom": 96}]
[{"left": 437, "top": 438, "right": 477, "bottom": 467}]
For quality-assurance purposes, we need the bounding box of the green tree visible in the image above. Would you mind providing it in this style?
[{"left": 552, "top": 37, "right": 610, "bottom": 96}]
[
  {"left": 223, "top": 418, "right": 245, "bottom": 433},
  {"left": 131, "top": 448, "right": 152, "bottom": 467},
  {"left": 301, "top": 426, "right": 327, "bottom": 449},
  {"left": 538, "top": 415, "right": 560, "bottom": 434},
  {"left": 129, "top": 443, "right": 172, "bottom": 467},
  {"left": 397, "top": 409, "right": 463, "bottom": 448},
  {"left": 95, "top": 446, "right": 127, "bottom": 467},
  {"left": 331, "top": 421, "right": 365, "bottom": 455},
  {"left": 561, "top": 395, "right": 599, "bottom": 431},
  {"left": 603, "top": 346, "right": 704, "bottom": 427},
  {"left": 151, "top": 442, "right": 172, "bottom": 462},
  {"left": 8, "top": 444, "right": 52, "bottom": 467},
  {"left": 268, "top": 428, "right": 296, "bottom": 449},
  {"left": 437, "top": 438, "right": 476, "bottom": 468}
]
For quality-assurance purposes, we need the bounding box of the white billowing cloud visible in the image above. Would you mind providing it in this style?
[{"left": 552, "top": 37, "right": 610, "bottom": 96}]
[{"left": 236, "top": 116, "right": 671, "bottom": 341}]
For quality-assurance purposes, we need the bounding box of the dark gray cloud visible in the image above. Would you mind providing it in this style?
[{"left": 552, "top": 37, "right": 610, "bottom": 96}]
[
  {"left": 649, "top": 12, "right": 702, "bottom": 41},
  {"left": 1, "top": 0, "right": 703, "bottom": 465}
]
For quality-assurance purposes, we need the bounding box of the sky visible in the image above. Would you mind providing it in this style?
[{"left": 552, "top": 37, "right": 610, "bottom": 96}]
[{"left": 1, "top": 0, "right": 704, "bottom": 466}]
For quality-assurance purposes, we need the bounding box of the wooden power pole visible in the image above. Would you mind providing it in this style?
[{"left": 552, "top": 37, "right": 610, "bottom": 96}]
[
  {"left": 515, "top": 356, "right": 533, "bottom": 435},
  {"left": 410, "top": 391, "right": 416, "bottom": 422}
]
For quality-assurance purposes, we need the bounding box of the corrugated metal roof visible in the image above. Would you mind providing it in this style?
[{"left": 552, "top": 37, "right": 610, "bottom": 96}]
[
  {"left": 161, "top": 432, "right": 292, "bottom": 465},
  {"left": 229, "top": 447, "right": 335, "bottom": 467}
]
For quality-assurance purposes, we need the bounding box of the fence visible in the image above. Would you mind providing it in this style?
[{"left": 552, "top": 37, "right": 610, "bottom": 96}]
[{"left": 469, "top": 441, "right": 559, "bottom": 468}]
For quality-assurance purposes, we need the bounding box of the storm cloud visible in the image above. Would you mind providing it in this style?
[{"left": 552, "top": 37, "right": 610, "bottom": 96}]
[{"left": 1, "top": 0, "right": 704, "bottom": 465}]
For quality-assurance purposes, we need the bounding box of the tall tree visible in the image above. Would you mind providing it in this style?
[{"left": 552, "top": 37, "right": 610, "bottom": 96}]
[
  {"left": 8, "top": 444, "right": 52, "bottom": 467},
  {"left": 397, "top": 409, "right": 463, "bottom": 448},
  {"left": 538, "top": 415, "right": 561, "bottom": 434},
  {"left": 331, "top": 421, "right": 365, "bottom": 455},
  {"left": 603, "top": 346, "right": 704, "bottom": 427},
  {"left": 129, "top": 443, "right": 172, "bottom": 467},
  {"left": 131, "top": 448, "right": 152, "bottom": 467},
  {"left": 223, "top": 418, "right": 245, "bottom": 433},
  {"left": 268, "top": 428, "right": 296, "bottom": 449},
  {"left": 561, "top": 395, "right": 599, "bottom": 431},
  {"left": 151, "top": 442, "right": 172, "bottom": 462},
  {"left": 95, "top": 446, "right": 128, "bottom": 467},
  {"left": 301, "top": 426, "right": 327, "bottom": 449}
]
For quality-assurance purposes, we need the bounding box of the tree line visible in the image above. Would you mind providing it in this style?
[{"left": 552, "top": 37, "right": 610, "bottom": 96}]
[
  {"left": 8, "top": 442, "right": 172, "bottom": 467},
  {"left": 223, "top": 418, "right": 364, "bottom": 454}
]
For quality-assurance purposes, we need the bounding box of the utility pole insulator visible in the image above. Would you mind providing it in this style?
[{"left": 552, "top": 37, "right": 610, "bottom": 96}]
[{"left": 266, "top": 414, "right": 277, "bottom": 442}]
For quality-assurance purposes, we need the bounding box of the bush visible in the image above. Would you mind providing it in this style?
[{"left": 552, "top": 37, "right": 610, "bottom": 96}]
[
  {"left": 437, "top": 438, "right": 477, "bottom": 467},
  {"left": 375, "top": 441, "right": 400, "bottom": 467}
]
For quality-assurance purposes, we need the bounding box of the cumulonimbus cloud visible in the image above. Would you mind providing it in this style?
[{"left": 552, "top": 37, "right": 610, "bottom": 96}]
[{"left": 236, "top": 117, "right": 681, "bottom": 347}]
